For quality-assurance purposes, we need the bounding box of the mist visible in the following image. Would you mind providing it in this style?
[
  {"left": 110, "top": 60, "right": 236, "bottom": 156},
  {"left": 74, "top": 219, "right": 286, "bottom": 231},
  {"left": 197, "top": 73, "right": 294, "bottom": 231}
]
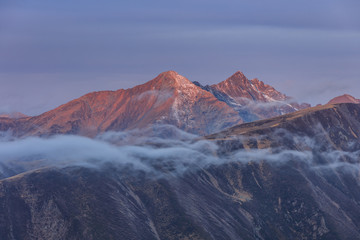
[{"left": 0, "top": 125, "right": 359, "bottom": 179}]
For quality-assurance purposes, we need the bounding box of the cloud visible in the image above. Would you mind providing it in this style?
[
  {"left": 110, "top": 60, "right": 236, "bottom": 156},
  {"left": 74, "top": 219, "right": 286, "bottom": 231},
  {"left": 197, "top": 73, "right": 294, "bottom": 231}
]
[
  {"left": 135, "top": 90, "right": 173, "bottom": 107},
  {"left": 233, "top": 97, "right": 297, "bottom": 108},
  {"left": 0, "top": 125, "right": 359, "bottom": 180}
]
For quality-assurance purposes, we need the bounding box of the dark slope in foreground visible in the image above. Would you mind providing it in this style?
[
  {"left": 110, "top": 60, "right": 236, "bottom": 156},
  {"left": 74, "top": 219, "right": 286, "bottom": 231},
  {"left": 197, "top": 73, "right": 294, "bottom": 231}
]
[{"left": 1, "top": 103, "right": 360, "bottom": 239}]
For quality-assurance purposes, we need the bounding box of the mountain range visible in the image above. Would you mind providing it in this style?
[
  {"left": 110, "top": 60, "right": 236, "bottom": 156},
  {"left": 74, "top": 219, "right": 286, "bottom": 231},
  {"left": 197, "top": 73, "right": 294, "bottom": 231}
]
[
  {"left": 0, "top": 70, "right": 310, "bottom": 136},
  {"left": 1, "top": 103, "right": 360, "bottom": 239},
  {"left": 0, "top": 71, "right": 360, "bottom": 239}
]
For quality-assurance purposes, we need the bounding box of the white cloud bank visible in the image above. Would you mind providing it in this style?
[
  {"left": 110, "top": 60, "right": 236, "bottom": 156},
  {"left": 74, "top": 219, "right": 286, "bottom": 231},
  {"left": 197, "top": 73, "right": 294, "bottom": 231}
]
[{"left": 0, "top": 125, "right": 359, "bottom": 179}]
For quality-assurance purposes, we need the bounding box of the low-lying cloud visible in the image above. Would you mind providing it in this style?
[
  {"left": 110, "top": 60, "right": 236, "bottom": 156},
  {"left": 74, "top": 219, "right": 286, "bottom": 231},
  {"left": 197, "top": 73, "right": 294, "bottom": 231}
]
[
  {"left": 0, "top": 125, "right": 359, "bottom": 179},
  {"left": 233, "top": 97, "right": 303, "bottom": 110},
  {"left": 135, "top": 90, "right": 173, "bottom": 108}
]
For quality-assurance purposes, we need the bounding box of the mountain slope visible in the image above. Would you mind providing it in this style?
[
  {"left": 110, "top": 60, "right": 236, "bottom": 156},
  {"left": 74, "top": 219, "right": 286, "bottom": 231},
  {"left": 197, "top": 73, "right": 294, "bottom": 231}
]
[
  {"left": 195, "top": 71, "right": 310, "bottom": 121},
  {"left": 1, "top": 103, "right": 360, "bottom": 239},
  {"left": 1, "top": 71, "right": 242, "bottom": 136},
  {"left": 207, "top": 102, "right": 360, "bottom": 142}
]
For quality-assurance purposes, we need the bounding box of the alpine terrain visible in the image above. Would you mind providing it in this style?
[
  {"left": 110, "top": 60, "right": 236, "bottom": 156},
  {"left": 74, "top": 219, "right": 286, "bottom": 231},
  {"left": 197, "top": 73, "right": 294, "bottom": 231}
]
[
  {"left": 0, "top": 101, "right": 360, "bottom": 239},
  {"left": 0, "top": 71, "right": 308, "bottom": 137}
]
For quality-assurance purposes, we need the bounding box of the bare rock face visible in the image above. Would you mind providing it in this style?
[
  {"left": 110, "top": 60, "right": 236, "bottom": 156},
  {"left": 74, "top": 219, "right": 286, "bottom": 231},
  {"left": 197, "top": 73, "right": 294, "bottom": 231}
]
[
  {"left": 328, "top": 94, "right": 360, "bottom": 105},
  {"left": 1, "top": 103, "right": 360, "bottom": 239},
  {"left": 195, "top": 71, "right": 310, "bottom": 121},
  {"left": 1, "top": 71, "right": 241, "bottom": 136}
]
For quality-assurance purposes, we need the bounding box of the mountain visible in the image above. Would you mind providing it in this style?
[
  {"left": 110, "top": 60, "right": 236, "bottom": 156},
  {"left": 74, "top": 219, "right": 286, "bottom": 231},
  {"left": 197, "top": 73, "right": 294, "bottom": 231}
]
[
  {"left": 327, "top": 94, "right": 360, "bottom": 105},
  {"left": 0, "top": 112, "right": 28, "bottom": 119},
  {"left": 194, "top": 71, "right": 310, "bottom": 121},
  {"left": 0, "top": 70, "right": 310, "bottom": 137},
  {"left": 0, "top": 71, "right": 241, "bottom": 136},
  {"left": 1, "top": 103, "right": 360, "bottom": 239}
]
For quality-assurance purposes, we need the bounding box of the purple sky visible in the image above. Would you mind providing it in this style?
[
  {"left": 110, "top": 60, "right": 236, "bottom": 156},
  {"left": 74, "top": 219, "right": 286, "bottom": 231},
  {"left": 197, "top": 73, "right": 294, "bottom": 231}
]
[{"left": 1, "top": 0, "right": 360, "bottom": 115}]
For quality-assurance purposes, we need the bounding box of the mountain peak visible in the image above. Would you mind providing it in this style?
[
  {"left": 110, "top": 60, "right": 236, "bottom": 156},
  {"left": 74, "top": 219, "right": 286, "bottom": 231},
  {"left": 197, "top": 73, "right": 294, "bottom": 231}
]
[
  {"left": 328, "top": 94, "right": 360, "bottom": 105},
  {"left": 206, "top": 71, "right": 310, "bottom": 120},
  {"left": 0, "top": 112, "right": 29, "bottom": 119},
  {"left": 158, "top": 70, "right": 179, "bottom": 78},
  {"left": 212, "top": 71, "right": 250, "bottom": 92},
  {"left": 233, "top": 70, "right": 246, "bottom": 77},
  {"left": 225, "top": 71, "right": 249, "bottom": 84},
  {"left": 150, "top": 70, "right": 193, "bottom": 88}
]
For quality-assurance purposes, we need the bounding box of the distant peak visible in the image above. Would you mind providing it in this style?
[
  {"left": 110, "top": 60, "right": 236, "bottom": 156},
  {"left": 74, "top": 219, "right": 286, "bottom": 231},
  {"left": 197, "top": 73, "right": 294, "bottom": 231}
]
[
  {"left": 216, "top": 71, "right": 250, "bottom": 88},
  {"left": 0, "top": 112, "right": 29, "bottom": 119},
  {"left": 156, "top": 70, "right": 185, "bottom": 82},
  {"left": 232, "top": 71, "right": 247, "bottom": 78},
  {"left": 341, "top": 94, "right": 355, "bottom": 98},
  {"left": 328, "top": 94, "right": 360, "bottom": 105},
  {"left": 158, "top": 70, "right": 179, "bottom": 78},
  {"left": 150, "top": 70, "right": 194, "bottom": 89}
]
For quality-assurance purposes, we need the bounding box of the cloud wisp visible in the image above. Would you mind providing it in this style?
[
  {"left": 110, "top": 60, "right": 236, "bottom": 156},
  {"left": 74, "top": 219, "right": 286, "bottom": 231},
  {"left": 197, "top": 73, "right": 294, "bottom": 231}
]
[{"left": 0, "top": 125, "right": 359, "bottom": 179}]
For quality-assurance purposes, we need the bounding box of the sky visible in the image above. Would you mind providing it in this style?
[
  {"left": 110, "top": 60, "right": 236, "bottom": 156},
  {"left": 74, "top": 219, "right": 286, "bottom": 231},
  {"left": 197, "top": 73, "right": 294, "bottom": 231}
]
[{"left": 1, "top": 0, "right": 359, "bottom": 115}]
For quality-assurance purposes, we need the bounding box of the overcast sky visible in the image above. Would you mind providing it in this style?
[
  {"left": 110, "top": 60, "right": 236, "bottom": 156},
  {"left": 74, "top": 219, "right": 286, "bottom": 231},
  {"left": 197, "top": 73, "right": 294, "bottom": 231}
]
[{"left": 1, "top": 0, "right": 359, "bottom": 115}]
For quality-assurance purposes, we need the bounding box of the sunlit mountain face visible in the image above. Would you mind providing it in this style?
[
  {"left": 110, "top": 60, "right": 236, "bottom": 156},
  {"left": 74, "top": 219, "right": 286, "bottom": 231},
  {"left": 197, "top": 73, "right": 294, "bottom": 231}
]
[{"left": 0, "top": 70, "right": 310, "bottom": 137}]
